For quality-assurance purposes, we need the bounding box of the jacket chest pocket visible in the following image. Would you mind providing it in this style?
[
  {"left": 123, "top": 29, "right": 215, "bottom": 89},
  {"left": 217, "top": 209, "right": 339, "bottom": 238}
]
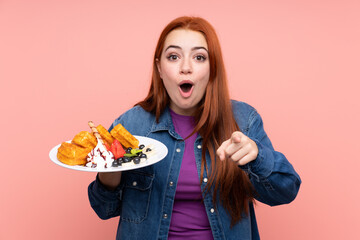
[{"left": 120, "top": 171, "right": 154, "bottom": 223}]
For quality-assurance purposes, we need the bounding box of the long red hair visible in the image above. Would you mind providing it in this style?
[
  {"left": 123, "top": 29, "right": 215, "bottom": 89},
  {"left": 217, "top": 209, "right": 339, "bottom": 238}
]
[{"left": 137, "top": 16, "right": 254, "bottom": 225}]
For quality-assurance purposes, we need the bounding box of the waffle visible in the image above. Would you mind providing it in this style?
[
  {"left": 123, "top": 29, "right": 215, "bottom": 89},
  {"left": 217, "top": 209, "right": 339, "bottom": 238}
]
[
  {"left": 96, "top": 124, "right": 115, "bottom": 147},
  {"left": 110, "top": 123, "right": 139, "bottom": 149},
  {"left": 57, "top": 142, "right": 91, "bottom": 166},
  {"left": 71, "top": 131, "right": 97, "bottom": 149}
]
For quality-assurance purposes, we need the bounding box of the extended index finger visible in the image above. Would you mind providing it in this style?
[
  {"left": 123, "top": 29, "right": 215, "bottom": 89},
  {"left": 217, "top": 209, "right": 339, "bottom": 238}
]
[
  {"left": 231, "top": 131, "right": 245, "bottom": 144},
  {"left": 216, "top": 138, "right": 231, "bottom": 161}
]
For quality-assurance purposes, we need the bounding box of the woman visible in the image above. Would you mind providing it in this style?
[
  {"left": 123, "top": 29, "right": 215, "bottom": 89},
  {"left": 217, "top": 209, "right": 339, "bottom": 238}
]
[{"left": 88, "top": 16, "right": 301, "bottom": 240}]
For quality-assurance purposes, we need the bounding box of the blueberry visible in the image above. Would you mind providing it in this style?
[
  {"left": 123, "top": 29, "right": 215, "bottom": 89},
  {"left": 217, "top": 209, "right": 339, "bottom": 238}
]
[
  {"left": 146, "top": 148, "right": 152, "bottom": 152},
  {"left": 133, "top": 157, "right": 140, "bottom": 164},
  {"left": 139, "top": 153, "right": 147, "bottom": 159},
  {"left": 112, "top": 160, "right": 119, "bottom": 167},
  {"left": 139, "top": 144, "right": 145, "bottom": 149},
  {"left": 116, "top": 158, "right": 123, "bottom": 166},
  {"left": 123, "top": 157, "right": 131, "bottom": 163},
  {"left": 126, "top": 147, "right": 132, "bottom": 154}
]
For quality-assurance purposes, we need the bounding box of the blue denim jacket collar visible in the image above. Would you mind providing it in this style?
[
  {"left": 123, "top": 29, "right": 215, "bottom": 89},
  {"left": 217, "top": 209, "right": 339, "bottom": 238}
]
[{"left": 150, "top": 107, "right": 202, "bottom": 142}]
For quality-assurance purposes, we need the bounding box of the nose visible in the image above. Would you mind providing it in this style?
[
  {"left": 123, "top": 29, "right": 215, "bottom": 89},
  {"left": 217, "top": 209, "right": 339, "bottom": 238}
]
[{"left": 180, "top": 57, "right": 192, "bottom": 74}]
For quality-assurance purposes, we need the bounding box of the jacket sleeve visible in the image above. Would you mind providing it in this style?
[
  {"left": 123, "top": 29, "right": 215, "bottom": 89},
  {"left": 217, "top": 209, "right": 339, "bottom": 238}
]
[
  {"left": 88, "top": 174, "right": 122, "bottom": 220},
  {"left": 240, "top": 109, "right": 301, "bottom": 206}
]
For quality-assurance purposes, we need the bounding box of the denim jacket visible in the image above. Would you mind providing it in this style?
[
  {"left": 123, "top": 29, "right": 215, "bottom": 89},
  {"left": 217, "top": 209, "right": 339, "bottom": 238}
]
[{"left": 88, "top": 100, "right": 301, "bottom": 240}]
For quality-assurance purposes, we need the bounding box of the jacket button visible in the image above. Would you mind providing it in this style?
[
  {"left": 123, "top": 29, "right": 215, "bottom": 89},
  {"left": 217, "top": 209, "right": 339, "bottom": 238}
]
[
  {"left": 176, "top": 148, "right": 181, "bottom": 152},
  {"left": 169, "top": 181, "right": 174, "bottom": 186},
  {"left": 203, "top": 178, "right": 208, "bottom": 183},
  {"left": 163, "top": 213, "right": 168, "bottom": 219},
  {"left": 210, "top": 208, "right": 215, "bottom": 213},
  {"left": 197, "top": 145, "right": 202, "bottom": 149},
  {"left": 132, "top": 181, "right": 137, "bottom": 186}
]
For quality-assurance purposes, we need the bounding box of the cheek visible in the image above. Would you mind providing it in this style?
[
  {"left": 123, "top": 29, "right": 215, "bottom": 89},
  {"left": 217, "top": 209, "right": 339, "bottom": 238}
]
[
  {"left": 196, "top": 65, "right": 210, "bottom": 84},
  {"left": 195, "top": 67, "right": 210, "bottom": 96},
  {"left": 160, "top": 62, "right": 178, "bottom": 81},
  {"left": 161, "top": 70, "right": 177, "bottom": 94},
  {"left": 197, "top": 79, "right": 209, "bottom": 96}
]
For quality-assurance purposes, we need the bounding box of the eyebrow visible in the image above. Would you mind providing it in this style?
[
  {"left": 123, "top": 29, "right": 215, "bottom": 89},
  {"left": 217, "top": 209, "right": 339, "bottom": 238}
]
[{"left": 165, "top": 45, "right": 208, "bottom": 53}]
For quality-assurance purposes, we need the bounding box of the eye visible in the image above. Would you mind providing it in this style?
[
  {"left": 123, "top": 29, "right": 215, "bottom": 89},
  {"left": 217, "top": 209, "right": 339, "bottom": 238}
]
[
  {"left": 166, "top": 54, "right": 179, "bottom": 61},
  {"left": 194, "top": 54, "right": 207, "bottom": 62}
]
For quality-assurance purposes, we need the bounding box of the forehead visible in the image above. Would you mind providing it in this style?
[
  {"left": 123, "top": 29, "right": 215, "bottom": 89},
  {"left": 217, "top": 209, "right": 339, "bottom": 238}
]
[{"left": 163, "top": 29, "right": 208, "bottom": 50}]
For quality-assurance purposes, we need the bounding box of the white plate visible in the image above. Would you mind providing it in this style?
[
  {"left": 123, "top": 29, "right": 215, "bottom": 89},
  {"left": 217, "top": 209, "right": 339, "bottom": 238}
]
[{"left": 49, "top": 136, "right": 168, "bottom": 172}]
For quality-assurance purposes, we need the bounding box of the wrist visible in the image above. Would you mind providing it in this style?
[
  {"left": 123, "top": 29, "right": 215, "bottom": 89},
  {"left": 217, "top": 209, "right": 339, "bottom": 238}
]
[{"left": 98, "top": 172, "right": 122, "bottom": 191}]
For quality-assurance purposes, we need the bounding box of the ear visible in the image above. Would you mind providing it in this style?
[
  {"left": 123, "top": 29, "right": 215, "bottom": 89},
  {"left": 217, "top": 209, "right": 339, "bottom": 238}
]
[{"left": 155, "top": 58, "right": 162, "bottom": 78}]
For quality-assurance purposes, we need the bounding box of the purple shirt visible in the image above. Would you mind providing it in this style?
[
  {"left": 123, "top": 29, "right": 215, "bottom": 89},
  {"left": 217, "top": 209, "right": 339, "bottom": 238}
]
[{"left": 168, "top": 110, "right": 213, "bottom": 240}]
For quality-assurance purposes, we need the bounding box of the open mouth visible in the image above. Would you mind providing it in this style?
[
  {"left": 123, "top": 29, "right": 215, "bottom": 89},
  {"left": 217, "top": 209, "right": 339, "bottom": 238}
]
[
  {"left": 180, "top": 83, "right": 193, "bottom": 93},
  {"left": 178, "top": 81, "right": 194, "bottom": 98}
]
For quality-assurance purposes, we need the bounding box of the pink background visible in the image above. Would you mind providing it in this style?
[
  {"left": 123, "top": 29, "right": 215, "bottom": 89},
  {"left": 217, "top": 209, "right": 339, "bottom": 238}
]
[{"left": 1, "top": 0, "right": 359, "bottom": 239}]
